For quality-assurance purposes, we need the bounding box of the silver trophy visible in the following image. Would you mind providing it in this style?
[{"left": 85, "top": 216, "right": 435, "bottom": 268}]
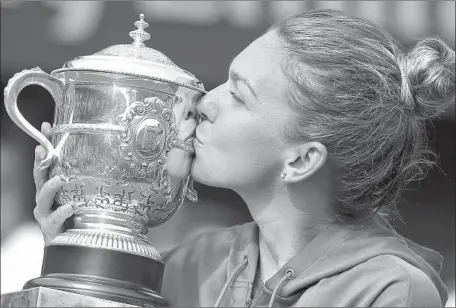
[{"left": 2, "top": 14, "right": 205, "bottom": 307}]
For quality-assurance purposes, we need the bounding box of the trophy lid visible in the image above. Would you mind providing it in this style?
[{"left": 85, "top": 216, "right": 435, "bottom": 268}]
[{"left": 52, "top": 14, "right": 205, "bottom": 93}]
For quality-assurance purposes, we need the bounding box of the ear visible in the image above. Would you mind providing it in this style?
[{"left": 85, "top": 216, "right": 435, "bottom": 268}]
[{"left": 281, "top": 142, "right": 328, "bottom": 183}]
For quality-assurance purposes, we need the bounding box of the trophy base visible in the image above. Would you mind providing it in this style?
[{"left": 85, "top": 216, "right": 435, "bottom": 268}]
[
  {"left": 23, "top": 274, "right": 168, "bottom": 307},
  {"left": 16, "top": 244, "right": 169, "bottom": 307},
  {"left": 0, "top": 287, "right": 137, "bottom": 307}
]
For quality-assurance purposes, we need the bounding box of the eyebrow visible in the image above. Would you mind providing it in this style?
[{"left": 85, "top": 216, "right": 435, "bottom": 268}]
[{"left": 229, "top": 70, "right": 258, "bottom": 99}]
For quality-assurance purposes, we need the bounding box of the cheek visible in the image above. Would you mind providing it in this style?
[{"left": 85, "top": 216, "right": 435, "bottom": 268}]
[{"left": 192, "top": 112, "right": 283, "bottom": 188}]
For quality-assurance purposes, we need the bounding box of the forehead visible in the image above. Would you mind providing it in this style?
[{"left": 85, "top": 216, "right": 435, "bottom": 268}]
[{"left": 230, "top": 32, "right": 288, "bottom": 101}]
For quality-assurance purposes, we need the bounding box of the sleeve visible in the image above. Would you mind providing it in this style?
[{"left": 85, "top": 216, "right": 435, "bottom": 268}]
[{"left": 371, "top": 268, "right": 444, "bottom": 307}]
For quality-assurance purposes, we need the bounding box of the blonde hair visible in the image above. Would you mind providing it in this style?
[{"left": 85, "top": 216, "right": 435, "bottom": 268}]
[{"left": 272, "top": 10, "right": 455, "bottom": 221}]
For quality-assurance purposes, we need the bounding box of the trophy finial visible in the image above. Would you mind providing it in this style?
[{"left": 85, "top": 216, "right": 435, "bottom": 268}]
[{"left": 129, "top": 13, "right": 151, "bottom": 46}]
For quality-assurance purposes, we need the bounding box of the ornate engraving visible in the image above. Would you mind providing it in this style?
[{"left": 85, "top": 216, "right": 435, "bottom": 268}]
[
  {"left": 15, "top": 81, "right": 197, "bottom": 261},
  {"left": 134, "top": 118, "right": 164, "bottom": 159},
  {"left": 117, "top": 96, "right": 177, "bottom": 172},
  {"left": 49, "top": 93, "right": 183, "bottom": 232}
]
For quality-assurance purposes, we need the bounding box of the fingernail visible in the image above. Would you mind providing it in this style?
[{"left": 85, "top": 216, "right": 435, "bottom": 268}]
[
  {"left": 38, "top": 159, "right": 52, "bottom": 170},
  {"left": 185, "top": 137, "right": 195, "bottom": 145},
  {"left": 65, "top": 203, "right": 74, "bottom": 213},
  {"left": 71, "top": 203, "right": 79, "bottom": 213},
  {"left": 35, "top": 147, "right": 44, "bottom": 160},
  {"left": 49, "top": 176, "right": 60, "bottom": 188}
]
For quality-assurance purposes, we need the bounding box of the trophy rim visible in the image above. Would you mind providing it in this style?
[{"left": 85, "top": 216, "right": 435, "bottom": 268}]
[{"left": 51, "top": 66, "right": 206, "bottom": 94}]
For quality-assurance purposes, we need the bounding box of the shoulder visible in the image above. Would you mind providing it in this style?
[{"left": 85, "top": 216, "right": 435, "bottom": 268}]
[
  {"left": 308, "top": 254, "right": 443, "bottom": 307},
  {"left": 361, "top": 255, "right": 443, "bottom": 307},
  {"left": 305, "top": 254, "right": 444, "bottom": 307}
]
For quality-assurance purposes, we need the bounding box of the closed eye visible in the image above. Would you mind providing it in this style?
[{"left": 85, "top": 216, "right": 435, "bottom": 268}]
[{"left": 230, "top": 91, "right": 245, "bottom": 105}]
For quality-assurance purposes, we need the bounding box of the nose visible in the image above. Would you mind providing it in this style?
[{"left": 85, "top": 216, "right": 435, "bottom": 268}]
[{"left": 197, "top": 95, "right": 218, "bottom": 123}]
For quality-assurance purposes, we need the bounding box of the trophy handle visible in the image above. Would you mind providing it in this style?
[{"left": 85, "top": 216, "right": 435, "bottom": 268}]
[{"left": 4, "top": 67, "right": 64, "bottom": 169}]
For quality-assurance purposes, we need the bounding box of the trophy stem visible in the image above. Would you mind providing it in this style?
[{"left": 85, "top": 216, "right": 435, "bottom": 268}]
[
  {"left": 71, "top": 210, "right": 150, "bottom": 238},
  {"left": 55, "top": 211, "right": 161, "bottom": 259}
]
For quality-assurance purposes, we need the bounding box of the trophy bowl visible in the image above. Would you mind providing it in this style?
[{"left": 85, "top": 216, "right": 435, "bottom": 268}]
[{"left": 3, "top": 14, "right": 205, "bottom": 307}]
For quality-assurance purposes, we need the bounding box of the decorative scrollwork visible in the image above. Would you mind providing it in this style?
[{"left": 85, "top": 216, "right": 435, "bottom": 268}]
[
  {"left": 117, "top": 96, "right": 177, "bottom": 170},
  {"left": 49, "top": 90, "right": 187, "bottom": 252}
]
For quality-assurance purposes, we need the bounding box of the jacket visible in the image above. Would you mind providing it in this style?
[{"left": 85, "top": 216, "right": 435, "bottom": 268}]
[{"left": 161, "top": 216, "right": 447, "bottom": 307}]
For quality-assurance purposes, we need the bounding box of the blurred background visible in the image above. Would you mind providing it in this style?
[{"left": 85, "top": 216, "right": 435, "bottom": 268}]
[{"left": 1, "top": 1, "right": 454, "bottom": 306}]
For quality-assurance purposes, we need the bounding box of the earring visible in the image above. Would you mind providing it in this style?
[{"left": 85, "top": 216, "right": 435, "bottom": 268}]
[{"left": 280, "top": 172, "right": 286, "bottom": 179}]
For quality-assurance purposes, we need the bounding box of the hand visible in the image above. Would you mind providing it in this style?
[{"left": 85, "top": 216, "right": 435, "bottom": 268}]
[
  {"left": 33, "top": 122, "right": 74, "bottom": 245},
  {"left": 166, "top": 78, "right": 202, "bottom": 180},
  {"left": 167, "top": 117, "right": 197, "bottom": 179}
]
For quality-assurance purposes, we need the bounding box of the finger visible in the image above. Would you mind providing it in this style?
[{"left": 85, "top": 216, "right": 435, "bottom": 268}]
[
  {"left": 46, "top": 202, "right": 75, "bottom": 230},
  {"left": 167, "top": 142, "right": 194, "bottom": 179},
  {"left": 34, "top": 176, "right": 61, "bottom": 220},
  {"left": 34, "top": 145, "right": 49, "bottom": 193},
  {"left": 41, "top": 203, "right": 74, "bottom": 244},
  {"left": 41, "top": 122, "right": 52, "bottom": 139},
  {"left": 34, "top": 122, "right": 52, "bottom": 190},
  {"left": 167, "top": 118, "right": 197, "bottom": 179},
  {"left": 178, "top": 117, "right": 197, "bottom": 140}
]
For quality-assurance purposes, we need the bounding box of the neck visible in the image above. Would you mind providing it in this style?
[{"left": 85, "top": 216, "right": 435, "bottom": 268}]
[{"left": 236, "top": 177, "right": 335, "bottom": 282}]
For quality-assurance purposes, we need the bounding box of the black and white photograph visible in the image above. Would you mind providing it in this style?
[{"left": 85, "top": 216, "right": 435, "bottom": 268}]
[{"left": 1, "top": 1, "right": 455, "bottom": 307}]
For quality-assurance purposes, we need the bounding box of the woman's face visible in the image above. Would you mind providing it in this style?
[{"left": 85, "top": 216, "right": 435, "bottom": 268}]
[{"left": 191, "top": 31, "right": 294, "bottom": 191}]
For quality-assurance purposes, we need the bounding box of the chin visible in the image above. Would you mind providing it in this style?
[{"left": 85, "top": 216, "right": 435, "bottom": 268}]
[
  {"left": 190, "top": 161, "right": 213, "bottom": 186},
  {"left": 190, "top": 159, "right": 224, "bottom": 188}
]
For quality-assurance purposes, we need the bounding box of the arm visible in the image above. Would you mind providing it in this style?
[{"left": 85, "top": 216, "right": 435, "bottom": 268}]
[{"left": 372, "top": 269, "right": 444, "bottom": 307}]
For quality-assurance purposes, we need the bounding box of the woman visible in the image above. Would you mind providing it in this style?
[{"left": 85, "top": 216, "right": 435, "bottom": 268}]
[{"left": 32, "top": 10, "right": 454, "bottom": 307}]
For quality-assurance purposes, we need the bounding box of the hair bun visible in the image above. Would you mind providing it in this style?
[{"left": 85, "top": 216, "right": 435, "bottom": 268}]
[{"left": 398, "top": 37, "right": 455, "bottom": 119}]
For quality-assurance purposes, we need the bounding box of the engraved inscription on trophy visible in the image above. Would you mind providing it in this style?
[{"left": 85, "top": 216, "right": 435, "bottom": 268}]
[{"left": 135, "top": 118, "right": 164, "bottom": 160}]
